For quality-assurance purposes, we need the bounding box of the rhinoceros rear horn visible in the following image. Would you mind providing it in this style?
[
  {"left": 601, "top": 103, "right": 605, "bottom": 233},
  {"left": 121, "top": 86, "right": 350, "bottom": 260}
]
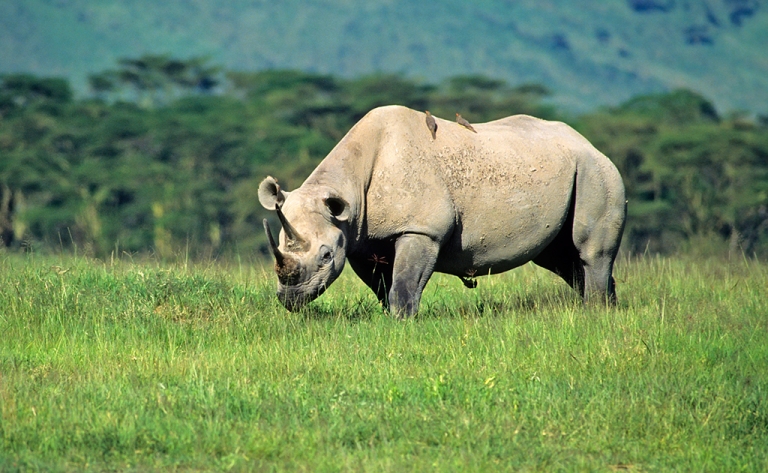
[{"left": 275, "top": 202, "right": 309, "bottom": 251}]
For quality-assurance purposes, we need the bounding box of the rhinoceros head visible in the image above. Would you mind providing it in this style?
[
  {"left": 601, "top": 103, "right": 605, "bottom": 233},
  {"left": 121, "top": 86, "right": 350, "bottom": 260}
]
[{"left": 258, "top": 176, "right": 350, "bottom": 311}]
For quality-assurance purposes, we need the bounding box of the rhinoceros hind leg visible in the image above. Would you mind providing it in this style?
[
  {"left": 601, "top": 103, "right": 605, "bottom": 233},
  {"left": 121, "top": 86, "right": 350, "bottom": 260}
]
[
  {"left": 532, "top": 200, "right": 586, "bottom": 298},
  {"left": 389, "top": 234, "right": 440, "bottom": 318},
  {"left": 573, "top": 203, "right": 625, "bottom": 306},
  {"left": 532, "top": 245, "right": 585, "bottom": 298},
  {"left": 583, "top": 255, "right": 618, "bottom": 305},
  {"left": 535, "top": 242, "right": 618, "bottom": 305},
  {"left": 536, "top": 173, "right": 624, "bottom": 305}
]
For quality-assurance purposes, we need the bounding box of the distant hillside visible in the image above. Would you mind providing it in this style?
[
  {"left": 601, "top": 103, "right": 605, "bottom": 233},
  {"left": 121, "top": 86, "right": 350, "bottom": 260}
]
[{"left": 1, "top": 0, "right": 766, "bottom": 113}]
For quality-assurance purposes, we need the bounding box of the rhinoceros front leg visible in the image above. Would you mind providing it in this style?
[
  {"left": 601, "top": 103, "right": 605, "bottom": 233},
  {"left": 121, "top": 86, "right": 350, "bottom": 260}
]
[{"left": 389, "top": 234, "right": 440, "bottom": 317}]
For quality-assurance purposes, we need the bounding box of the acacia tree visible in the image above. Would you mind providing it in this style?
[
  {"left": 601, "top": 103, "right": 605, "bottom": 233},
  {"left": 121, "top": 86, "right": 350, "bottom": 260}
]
[
  {"left": 88, "top": 55, "right": 220, "bottom": 107},
  {"left": 0, "top": 74, "right": 74, "bottom": 248}
]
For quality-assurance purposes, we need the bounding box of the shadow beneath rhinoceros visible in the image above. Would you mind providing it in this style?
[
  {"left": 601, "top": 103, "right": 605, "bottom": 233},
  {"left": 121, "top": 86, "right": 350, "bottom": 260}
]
[
  {"left": 416, "top": 290, "right": 584, "bottom": 320},
  {"left": 295, "top": 296, "right": 385, "bottom": 322},
  {"left": 294, "top": 286, "right": 586, "bottom": 322}
]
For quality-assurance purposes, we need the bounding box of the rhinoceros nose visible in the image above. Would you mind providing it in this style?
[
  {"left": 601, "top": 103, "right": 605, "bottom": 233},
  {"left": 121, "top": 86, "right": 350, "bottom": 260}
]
[{"left": 319, "top": 245, "right": 333, "bottom": 265}]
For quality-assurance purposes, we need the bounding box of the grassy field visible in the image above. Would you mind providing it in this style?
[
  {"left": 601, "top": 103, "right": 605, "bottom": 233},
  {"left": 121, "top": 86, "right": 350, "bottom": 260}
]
[{"left": 1, "top": 251, "right": 766, "bottom": 471}]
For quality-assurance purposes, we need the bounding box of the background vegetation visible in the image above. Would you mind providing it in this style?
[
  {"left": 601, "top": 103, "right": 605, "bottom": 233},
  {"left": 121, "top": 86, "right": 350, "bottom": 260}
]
[{"left": 2, "top": 56, "right": 767, "bottom": 259}]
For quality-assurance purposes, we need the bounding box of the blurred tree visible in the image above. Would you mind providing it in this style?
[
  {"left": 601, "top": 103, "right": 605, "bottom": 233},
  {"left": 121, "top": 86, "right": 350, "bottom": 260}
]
[
  {"left": 342, "top": 73, "right": 434, "bottom": 122},
  {"left": 0, "top": 184, "right": 14, "bottom": 246},
  {"left": 576, "top": 90, "right": 768, "bottom": 255},
  {"left": 0, "top": 74, "right": 72, "bottom": 120},
  {"left": 88, "top": 55, "right": 220, "bottom": 107},
  {"left": 429, "top": 76, "right": 558, "bottom": 123},
  {"left": 613, "top": 89, "right": 720, "bottom": 123},
  {"left": 0, "top": 74, "right": 74, "bottom": 248}
]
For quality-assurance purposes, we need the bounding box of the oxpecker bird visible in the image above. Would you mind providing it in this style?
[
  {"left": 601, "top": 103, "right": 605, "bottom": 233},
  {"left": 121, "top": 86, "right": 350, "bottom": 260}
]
[
  {"left": 456, "top": 113, "right": 477, "bottom": 133},
  {"left": 425, "top": 111, "right": 437, "bottom": 140}
]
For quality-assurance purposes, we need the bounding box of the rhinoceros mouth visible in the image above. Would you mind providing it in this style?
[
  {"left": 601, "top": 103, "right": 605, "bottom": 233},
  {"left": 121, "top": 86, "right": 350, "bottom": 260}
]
[{"left": 277, "top": 285, "right": 327, "bottom": 311}]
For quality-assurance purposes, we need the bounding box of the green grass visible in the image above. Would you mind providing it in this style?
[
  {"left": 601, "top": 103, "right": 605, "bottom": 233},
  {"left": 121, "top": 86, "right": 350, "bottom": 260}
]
[{"left": 1, "top": 251, "right": 767, "bottom": 471}]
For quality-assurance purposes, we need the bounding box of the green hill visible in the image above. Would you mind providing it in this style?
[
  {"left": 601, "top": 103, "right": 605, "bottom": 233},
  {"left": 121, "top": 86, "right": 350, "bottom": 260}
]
[{"left": 1, "top": 0, "right": 766, "bottom": 113}]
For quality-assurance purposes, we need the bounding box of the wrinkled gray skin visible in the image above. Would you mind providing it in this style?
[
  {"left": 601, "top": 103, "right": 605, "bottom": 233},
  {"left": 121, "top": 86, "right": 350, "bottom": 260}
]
[{"left": 259, "top": 105, "right": 626, "bottom": 317}]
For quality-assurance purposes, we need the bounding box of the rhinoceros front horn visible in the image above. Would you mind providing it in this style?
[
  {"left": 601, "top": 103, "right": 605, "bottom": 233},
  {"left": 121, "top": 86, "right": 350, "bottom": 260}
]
[
  {"left": 275, "top": 202, "right": 309, "bottom": 251},
  {"left": 262, "top": 219, "right": 283, "bottom": 264},
  {"left": 263, "top": 217, "right": 304, "bottom": 288}
]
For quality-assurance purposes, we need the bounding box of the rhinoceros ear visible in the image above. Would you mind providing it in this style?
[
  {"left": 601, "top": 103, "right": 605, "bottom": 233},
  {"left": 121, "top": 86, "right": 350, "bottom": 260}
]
[
  {"left": 258, "top": 176, "right": 287, "bottom": 210},
  {"left": 325, "top": 195, "right": 350, "bottom": 222}
]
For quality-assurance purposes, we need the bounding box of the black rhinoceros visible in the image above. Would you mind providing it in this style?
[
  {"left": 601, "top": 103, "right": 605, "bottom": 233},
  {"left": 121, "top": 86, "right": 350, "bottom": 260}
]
[{"left": 258, "top": 105, "right": 626, "bottom": 316}]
